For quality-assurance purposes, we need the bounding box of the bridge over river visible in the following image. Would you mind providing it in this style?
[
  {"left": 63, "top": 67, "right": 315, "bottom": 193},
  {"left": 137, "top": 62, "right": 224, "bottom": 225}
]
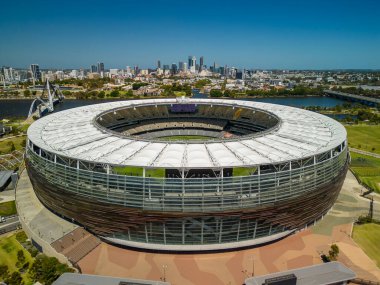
[{"left": 324, "top": 90, "right": 380, "bottom": 107}]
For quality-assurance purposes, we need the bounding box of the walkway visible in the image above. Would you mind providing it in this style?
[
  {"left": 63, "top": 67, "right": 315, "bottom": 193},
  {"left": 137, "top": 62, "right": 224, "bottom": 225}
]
[
  {"left": 0, "top": 134, "right": 26, "bottom": 142},
  {"left": 349, "top": 147, "right": 380, "bottom": 159},
  {"left": 16, "top": 170, "right": 100, "bottom": 264},
  {"left": 0, "top": 189, "right": 15, "bottom": 203},
  {"left": 16, "top": 170, "right": 77, "bottom": 243},
  {"left": 78, "top": 170, "right": 380, "bottom": 285}
]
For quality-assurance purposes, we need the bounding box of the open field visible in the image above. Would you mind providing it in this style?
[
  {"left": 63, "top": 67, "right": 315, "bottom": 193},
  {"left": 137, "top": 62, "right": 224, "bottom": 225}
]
[
  {"left": 0, "top": 232, "right": 34, "bottom": 284},
  {"left": 353, "top": 223, "right": 380, "bottom": 268},
  {"left": 0, "top": 201, "right": 17, "bottom": 216},
  {"left": 350, "top": 152, "right": 380, "bottom": 193},
  {"left": 346, "top": 125, "right": 380, "bottom": 154}
]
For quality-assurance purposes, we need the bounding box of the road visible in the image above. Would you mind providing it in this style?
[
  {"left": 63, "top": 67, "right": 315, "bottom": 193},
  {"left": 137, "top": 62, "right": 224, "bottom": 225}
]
[
  {"left": 0, "top": 133, "right": 26, "bottom": 142},
  {"left": 0, "top": 215, "right": 20, "bottom": 234},
  {"left": 349, "top": 147, "right": 380, "bottom": 159}
]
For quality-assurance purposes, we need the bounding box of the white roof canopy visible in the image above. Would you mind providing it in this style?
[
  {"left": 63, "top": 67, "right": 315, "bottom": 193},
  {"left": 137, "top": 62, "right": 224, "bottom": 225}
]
[{"left": 28, "top": 99, "right": 347, "bottom": 168}]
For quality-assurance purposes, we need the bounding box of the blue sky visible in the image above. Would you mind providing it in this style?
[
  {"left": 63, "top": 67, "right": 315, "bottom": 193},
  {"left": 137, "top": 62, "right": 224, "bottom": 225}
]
[{"left": 0, "top": 0, "right": 379, "bottom": 69}]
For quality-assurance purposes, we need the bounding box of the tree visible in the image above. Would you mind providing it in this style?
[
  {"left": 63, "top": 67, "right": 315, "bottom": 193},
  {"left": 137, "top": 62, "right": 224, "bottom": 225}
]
[
  {"left": 0, "top": 265, "right": 9, "bottom": 279},
  {"left": 194, "top": 79, "right": 211, "bottom": 88},
  {"left": 224, "top": 90, "right": 233, "bottom": 97},
  {"left": 4, "top": 271, "right": 23, "bottom": 285},
  {"left": 125, "top": 90, "right": 133, "bottom": 97},
  {"left": 209, "top": 89, "right": 223, "bottom": 97},
  {"left": 23, "top": 89, "right": 31, "bottom": 97},
  {"left": 132, "top": 82, "right": 148, "bottom": 90},
  {"left": 109, "top": 90, "right": 120, "bottom": 97},
  {"left": 328, "top": 244, "right": 340, "bottom": 261},
  {"left": 29, "top": 255, "right": 74, "bottom": 285},
  {"left": 17, "top": 250, "right": 26, "bottom": 264},
  {"left": 98, "top": 91, "right": 105, "bottom": 99}
]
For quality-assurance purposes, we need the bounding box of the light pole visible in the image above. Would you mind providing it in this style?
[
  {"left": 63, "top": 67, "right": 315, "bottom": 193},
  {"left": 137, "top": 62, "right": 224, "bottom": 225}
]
[
  {"left": 250, "top": 255, "right": 255, "bottom": 277},
  {"left": 241, "top": 269, "right": 250, "bottom": 279},
  {"left": 162, "top": 264, "right": 168, "bottom": 282}
]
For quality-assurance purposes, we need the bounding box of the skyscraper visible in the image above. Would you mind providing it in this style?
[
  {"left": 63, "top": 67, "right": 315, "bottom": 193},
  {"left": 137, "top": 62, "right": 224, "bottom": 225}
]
[
  {"left": 188, "top": 56, "right": 192, "bottom": 69},
  {"left": 157, "top": 60, "right": 161, "bottom": 69},
  {"left": 199, "top": 56, "right": 204, "bottom": 72},
  {"left": 171, "top": 63, "right": 178, "bottom": 75},
  {"left": 191, "top": 56, "right": 196, "bottom": 67},
  {"left": 91, "top": 65, "right": 97, "bottom": 73},
  {"left": 236, "top": 69, "right": 244, "bottom": 80},
  {"left": 30, "top": 64, "right": 41, "bottom": 81},
  {"left": 134, "top": 66, "right": 139, "bottom": 75},
  {"left": 178, "top": 61, "right": 184, "bottom": 71},
  {"left": 190, "top": 56, "right": 196, "bottom": 73},
  {"left": 97, "top": 62, "right": 104, "bottom": 73}
]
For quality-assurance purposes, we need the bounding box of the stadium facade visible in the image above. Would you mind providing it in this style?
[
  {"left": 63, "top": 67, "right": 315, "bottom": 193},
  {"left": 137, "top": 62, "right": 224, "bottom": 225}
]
[{"left": 25, "top": 98, "right": 349, "bottom": 251}]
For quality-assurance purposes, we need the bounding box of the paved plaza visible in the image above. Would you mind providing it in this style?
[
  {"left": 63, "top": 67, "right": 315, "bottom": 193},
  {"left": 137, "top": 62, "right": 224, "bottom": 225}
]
[{"left": 78, "top": 171, "right": 380, "bottom": 285}]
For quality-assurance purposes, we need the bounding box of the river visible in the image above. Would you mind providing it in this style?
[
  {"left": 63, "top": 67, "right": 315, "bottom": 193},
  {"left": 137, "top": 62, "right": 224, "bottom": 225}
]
[{"left": 0, "top": 94, "right": 347, "bottom": 120}]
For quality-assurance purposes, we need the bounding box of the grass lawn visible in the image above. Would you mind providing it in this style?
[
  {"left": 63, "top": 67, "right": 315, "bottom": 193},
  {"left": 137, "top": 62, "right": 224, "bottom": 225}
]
[
  {"left": 113, "top": 166, "right": 165, "bottom": 177},
  {"left": 0, "top": 135, "right": 26, "bottom": 154},
  {"left": 350, "top": 152, "right": 380, "bottom": 193},
  {"left": 346, "top": 124, "right": 380, "bottom": 154},
  {"left": 0, "top": 232, "right": 34, "bottom": 284},
  {"left": 353, "top": 223, "right": 380, "bottom": 268},
  {"left": 233, "top": 167, "right": 258, "bottom": 177},
  {"left": 0, "top": 201, "right": 17, "bottom": 216}
]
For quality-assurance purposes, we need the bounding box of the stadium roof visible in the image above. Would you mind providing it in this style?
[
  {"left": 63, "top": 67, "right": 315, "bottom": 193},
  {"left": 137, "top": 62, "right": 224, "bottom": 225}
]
[{"left": 27, "top": 99, "right": 347, "bottom": 168}]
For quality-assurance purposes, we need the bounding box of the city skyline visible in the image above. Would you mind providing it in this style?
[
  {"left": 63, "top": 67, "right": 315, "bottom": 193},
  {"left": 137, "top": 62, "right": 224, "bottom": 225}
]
[{"left": 0, "top": 0, "right": 379, "bottom": 69}]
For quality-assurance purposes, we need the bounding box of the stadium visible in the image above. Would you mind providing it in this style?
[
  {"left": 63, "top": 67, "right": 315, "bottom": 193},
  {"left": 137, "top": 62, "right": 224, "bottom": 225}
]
[{"left": 25, "top": 98, "right": 349, "bottom": 251}]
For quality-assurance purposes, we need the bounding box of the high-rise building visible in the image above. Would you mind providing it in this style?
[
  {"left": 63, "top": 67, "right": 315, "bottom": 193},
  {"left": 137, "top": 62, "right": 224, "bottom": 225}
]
[
  {"left": 133, "top": 66, "right": 139, "bottom": 75},
  {"left": 178, "top": 62, "right": 184, "bottom": 71},
  {"left": 91, "top": 65, "right": 98, "bottom": 73},
  {"left": 171, "top": 63, "right": 178, "bottom": 75},
  {"left": 163, "top": 64, "right": 170, "bottom": 71},
  {"left": 157, "top": 60, "right": 161, "bottom": 69},
  {"left": 188, "top": 56, "right": 192, "bottom": 69},
  {"left": 97, "top": 62, "right": 104, "bottom": 73},
  {"left": 199, "top": 56, "right": 204, "bottom": 71},
  {"left": 236, "top": 69, "right": 244, "bottom": 80},
  {"left": 1, "top": 66, "right": 15, "bottom": 82},
  {"left": 189, "top": 56, "right": 196, "bottom": 73},
  {"left": 191, "top": 56, "right": 196, "bottom": 67},
  {"left": 183, "top": 62, "right": 188, "bottom": 72},
  {"left": 30, "top": 64, "right": 41, "bottom": 81}
]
